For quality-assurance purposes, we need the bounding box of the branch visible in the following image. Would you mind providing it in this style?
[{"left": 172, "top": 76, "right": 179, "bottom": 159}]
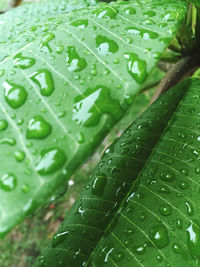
[{"left": 150, "top": 50, "right": 200, "bottom": 104}]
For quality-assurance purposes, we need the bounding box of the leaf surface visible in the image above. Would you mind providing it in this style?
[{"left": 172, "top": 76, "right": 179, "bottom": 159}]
[
  {"left": 0, "top": 0, "right": 97, "bottom": 45},
  {"left": 35, "top": 78, "right": 200, "bottom": 267},
  {"left": 0, "top": 0, "right": 187, "bottom": 237}
]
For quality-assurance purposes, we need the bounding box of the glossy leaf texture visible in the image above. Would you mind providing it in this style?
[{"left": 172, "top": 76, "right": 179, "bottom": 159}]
[
  {"left": 36, "top": 78, "right": 200, "bottom": 267},
  {"left": 0, "top": 0, "right": 187, "bottom": 237},
  {"left": 0, "top": 0, "right": 97, "bottom": 45}
]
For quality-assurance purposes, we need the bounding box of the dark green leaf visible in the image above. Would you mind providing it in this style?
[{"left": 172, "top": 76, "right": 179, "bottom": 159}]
[
  {"left": 36, "top": 78, "right": 200, "bottom": 266},
  {"left": 0, "top": 0, "right": 187, "bottom": 237}
]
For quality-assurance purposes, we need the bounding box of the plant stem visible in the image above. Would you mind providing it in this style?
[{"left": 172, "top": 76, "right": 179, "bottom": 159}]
[{"left": 150, "top": 50, "right": 200, "bottom": 104}]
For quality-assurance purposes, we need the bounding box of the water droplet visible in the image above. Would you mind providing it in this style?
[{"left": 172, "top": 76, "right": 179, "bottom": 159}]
[
  {"left": 124, "top": 7, "right": 136, "bottom": 15},
  {"left": 14, "top": 150, "right": 25, "bottom": 162},
  {"left": 36, "top": 148, "right": 67, "bottom": 175},
  {"left": 124, "top": 53, "right": 147, "bottom": 84},
  {"left": 149, "top": 224, "right": 169, "bottom": 249},
  {"left": 71, "top": 19, "right": 88, "bottom": 29},
  {"left": 77, "top": 132, "right": 85, "bottom": 144},
  {"left": 30, "top": 69, "right": 55, "bottom": 96},
  {"left": 172, "top": 243, "right": 186, "bottom": 259},
  {"left": 185, "top": 201, "right": 194, "bottom": 216},
  {"left": 92, "top": 175, "right": 107, "bottom": 196},
  {"left": 40, "top": 32, "right": 55, "bottom": 52},
  {"left": 127, "top": 27, "right": 159, "bottom": 40},
  {"left": 135, "top": 243, "right": 147, "bottom": 255},
  {"left": 52, "top": 231, "right": 69, "bottom": 248},
  {"left": 3, "top": 81, "right": 27, "bottom": 109},
  {"left": 0, "top": 120, "right": 8, "bottom": 131},
  {"left": 0, "top": 69, "right": 5, "bottom": 77},
  {"left": 179, "top": 181, "right": 189, "bottom": 189},
  {"left": 66, "top": 46, "right": 87, "bottom": 72},
  {"left": 56, "top": 45, "right": 64, "bottom": 54},
  {"left": 195, "top": 167, "right": 200, "bottom": 174},
  {"left": 113, "top": 252, "right": 124, "bottom": 262},
  {"left": 72, "top": 85, "right": 120, "bottom": 127},
  {"left": 176, "top": 218, "right": 182, "bottom": 229},
  {"left": 143, "top": 11, "right": 156, "bottom": 17},
  {"left": 0, "top": 138, "right": 16, "bottom": 146},
  {"left": 14, "top": 53, "right": 35, "bottom": 69},
  {"left": 96, "top": 35, "right": 118, "bottom": 56},
  {"left": 157, "top": 185, "right": 170, "bottom": 194},
  {"left": 94, "top": 6, "right": 118, "bottom": 19},
  {"left": 156, "top": 255, "right": 163, "bottom": 262},
  {"left": 26, "top": 115, "right": 51, "bottom": 139},
  {"left": 160, "top": 171, "right": 175, "bottom": 182},
  {"left": 21, "top": 183, "right": 30, "bottom": 193},
  {"left": 186, "top": 220, "right": 200, "bottom": 257},
  {"left": 0, "top": 173, "right": 17, "bottom": 191},
  {"left": 159, "top": 204, "right": 172, "bottom": 216}
]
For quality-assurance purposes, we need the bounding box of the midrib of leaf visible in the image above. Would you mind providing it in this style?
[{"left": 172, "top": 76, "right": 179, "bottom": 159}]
[{"left": 86, "top": 80, "right": 190, "bottom": 266}]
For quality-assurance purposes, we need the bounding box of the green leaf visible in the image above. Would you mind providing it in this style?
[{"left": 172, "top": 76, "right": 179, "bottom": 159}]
[
  {"left": 0, "top": 0, "right": 187, "bottom": 237},
  {"left": 36, "top": 77, "right": 200, "bottom": 266}
]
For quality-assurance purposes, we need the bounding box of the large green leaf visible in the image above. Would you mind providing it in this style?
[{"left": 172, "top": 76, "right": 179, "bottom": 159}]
[
  {"left": 36, "top": 77, "right": 200, "bottom": 266},
  {"left": 0, "top": 0, "right": 187, "bottom": 238}
]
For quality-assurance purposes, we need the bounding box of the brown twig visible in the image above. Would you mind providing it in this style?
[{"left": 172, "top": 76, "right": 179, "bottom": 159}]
[{"left": 150, "top": 50, "right": 200, "bottom": 105}]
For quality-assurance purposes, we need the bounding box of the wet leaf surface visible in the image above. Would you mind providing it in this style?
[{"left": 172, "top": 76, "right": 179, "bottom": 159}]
[
  {"left": 0, "top": 0, "right": 187, "bottom": 237},
  {"left": 36, "top": 78, "right": 200, "bottom": 266}
]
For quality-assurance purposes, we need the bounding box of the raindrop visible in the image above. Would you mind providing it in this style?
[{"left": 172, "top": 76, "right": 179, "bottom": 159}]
[
  {"left": 66, "top": 47, "right": 87, "bottom": 72},
  {"left": 21, "top": 184, "right": 30, "bottom": 193},
  {"left": 0, "top": 120, "right": 8, "bottom": 131},
  {"left": 160, "top": 171, "right": 175, "bottom": 182},
  {"left": 96, "top": 35, "right": 118, "bottom": 56},
  {"left": 30, "top": 69, "right": 55, "bottom": 96},
  {"left": 0, "top": 69, "right": 5, "bottom": 77},
  {"left": 176, "top": 218, "right": 182, "bottom": 229},
  {"left": 14, "top": 150, "right": 25, "bottom": 162},
  {"left": 127, "top": 27, "right": 159, "bottom": 40},
  {"left": 159, "top": 204, "right": 172, "bottom": 216},
  {"left": 93, "top": 6, "right": 118, "bottom": 19},
  {"left": 179, "top": 181, "right": 189, "bottom": 189},
  {"left": 40, "top": 32, "right": 55, "bottom": 52},
  {"left": 14, "top": 53, "right": 35, "bottom": 69},
  {"left": 113, "top": 252, "right": 124, "bottom": 262},
  {"left": 56, "top": 45, "right": 64, "bottom": 54},
  {"left": 124, "top": 53, "right": 147, "bottom": 84},
  {"left": 0, "top": 173, "right": 17, "bottom": 191},
  {"left": 143, "top": 11, "right": 156, "bottom": 17},
  {"left": 185, "top": 201, "right": 194, "bottom": 216},
  {"left": 186, "top": 220, "right": 200, "bottom": 257},
  {"left": 135, "top": 243, "right": 147, "bottom": 255},
  {"left": 149, "top": 224, "right": 169, "bottom": 249},
  {"left": 172, "top": 243, "right": 186, "bottom": 259},
  {"left": 3, "top": 81, "right": 28, "bottom": 109},
  {"left": 0, "top": 138, "right": 16, "bottom": 146},
  {"left": 77, "top": 132, "right": 85, "bottom": 144},
  {"left": 36, "top": 148, "right": 67, "bottom": 175},
  {"left": 70, "top": 19, "right": 88, "bottom": 29},
  {"left": 26, "top": 115, "right": 52, "bottom": 139},
  {"left": 124, "top": 7, "right": 136, "bottom": 15},
  {"left": 52, "top": 230, "right": 69, "bottom": 248},
  {"left": 92, "top": 175, "right": 107, "bottom": 196}
]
